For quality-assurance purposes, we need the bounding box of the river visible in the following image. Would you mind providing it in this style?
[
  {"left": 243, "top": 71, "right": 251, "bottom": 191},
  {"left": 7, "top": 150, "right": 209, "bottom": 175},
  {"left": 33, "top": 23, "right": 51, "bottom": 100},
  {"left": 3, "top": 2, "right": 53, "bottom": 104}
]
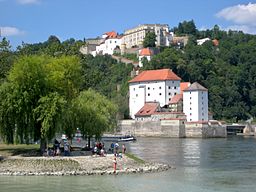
[{"left": 1, "top": 136, "right": 256, "bottom": 192}]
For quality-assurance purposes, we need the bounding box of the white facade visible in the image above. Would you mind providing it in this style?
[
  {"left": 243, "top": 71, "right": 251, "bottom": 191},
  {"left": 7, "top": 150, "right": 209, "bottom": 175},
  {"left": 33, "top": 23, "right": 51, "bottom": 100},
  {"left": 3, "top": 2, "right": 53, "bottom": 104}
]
[
  {"left": 129, "top": 80, "right": 180, "bottom": 119},
  {"left": 95, "top": 38, "right": 122, "bottom": 55},
  {"left": 183, "top": 83, "right": 208, "bottom": 122},
  {"left": 122, "top": 24, "right": 172, "bottom": 49}
]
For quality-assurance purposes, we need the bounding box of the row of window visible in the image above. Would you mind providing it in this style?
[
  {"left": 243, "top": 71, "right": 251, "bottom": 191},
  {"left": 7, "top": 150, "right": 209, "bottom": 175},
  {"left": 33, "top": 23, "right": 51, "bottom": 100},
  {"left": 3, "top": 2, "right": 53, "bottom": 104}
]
[
  {"left": 135, "top": 92, "right": 177, "bottom": 97},
  {"left": 190, "top": 113, "right": 205, "bottom": 116},
  {"left": 133, "top": 86, "right": 178, "bottom": 91}
]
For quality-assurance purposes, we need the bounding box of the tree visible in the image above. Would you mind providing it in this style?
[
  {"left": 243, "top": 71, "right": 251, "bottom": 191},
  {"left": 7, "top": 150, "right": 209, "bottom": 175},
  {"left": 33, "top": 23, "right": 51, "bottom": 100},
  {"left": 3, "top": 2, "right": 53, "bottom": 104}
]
[
  {"left": 0, "top": 55, "right": 82, "bottom": 152},
  {"left": 72, "top": 89, "right": 117, "bottom": 148},
  {"left": 143, "top": 32, "right": 156, "bottom": 48},
  {"left": 0, "top": 38, "right": 14, "bottom": 82}
]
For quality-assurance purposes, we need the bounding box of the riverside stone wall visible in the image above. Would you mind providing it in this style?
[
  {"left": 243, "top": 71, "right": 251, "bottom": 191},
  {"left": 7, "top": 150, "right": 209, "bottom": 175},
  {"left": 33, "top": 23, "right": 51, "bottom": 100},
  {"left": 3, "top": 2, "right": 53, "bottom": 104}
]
[
  {"left": 118, "top": 119, "right": 185, "bottom": 137},
  {"left": 118, "top": 120, "right": 226, "bottom": 138},
  {"left": 185, "top": 122, "right": 227, "bottom": 138}
]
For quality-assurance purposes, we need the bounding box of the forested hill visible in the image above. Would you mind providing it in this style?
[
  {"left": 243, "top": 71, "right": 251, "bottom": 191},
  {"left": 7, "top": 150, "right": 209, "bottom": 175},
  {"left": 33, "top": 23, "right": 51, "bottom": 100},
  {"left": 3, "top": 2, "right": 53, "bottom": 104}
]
[
  {"left": 1, "top": 21, "right": 256, "bottom": 122},
  {"left": 144, "top": 21, "right": 256, "bottom": 122}
]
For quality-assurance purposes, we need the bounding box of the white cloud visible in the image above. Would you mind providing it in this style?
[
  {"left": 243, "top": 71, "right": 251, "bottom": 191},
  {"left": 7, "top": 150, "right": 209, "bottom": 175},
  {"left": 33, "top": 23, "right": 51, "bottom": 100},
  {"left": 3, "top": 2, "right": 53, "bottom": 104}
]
[
  {"left": 216, "top": 3, "right": 256, "bottom": 34},
  {"left": 0, "top": 26, "right": 25, "bottom": 36},
  {"left": 216, "top": 3, "right": 256, "bottom": 25},
  {"left": 17, "top": 0, "right": 40, "bottom": 4}
]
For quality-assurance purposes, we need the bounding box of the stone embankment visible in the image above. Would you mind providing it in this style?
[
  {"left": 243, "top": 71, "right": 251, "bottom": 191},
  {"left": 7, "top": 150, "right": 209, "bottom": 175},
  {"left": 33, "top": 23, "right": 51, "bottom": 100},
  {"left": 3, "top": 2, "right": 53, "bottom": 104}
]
[{"left": 0, "top": 154, "right": 170, "bottom": 176}]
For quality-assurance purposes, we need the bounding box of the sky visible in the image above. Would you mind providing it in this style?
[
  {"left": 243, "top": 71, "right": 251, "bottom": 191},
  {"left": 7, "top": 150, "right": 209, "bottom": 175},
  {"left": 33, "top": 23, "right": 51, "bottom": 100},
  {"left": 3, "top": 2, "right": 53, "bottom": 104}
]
[{"left": 1, "top": 0, "right": 256, "bottom": 49}]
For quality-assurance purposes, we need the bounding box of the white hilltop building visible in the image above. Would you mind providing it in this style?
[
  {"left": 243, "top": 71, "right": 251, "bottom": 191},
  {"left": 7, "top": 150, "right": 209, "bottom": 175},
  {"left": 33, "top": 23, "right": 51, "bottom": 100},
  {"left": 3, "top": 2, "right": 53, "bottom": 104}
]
[
  {"left": 92, "top": 31, "right": 122, "bottom": 56},
  {"left": 122, "top": 24, "right": 173, "bottom": 49},
  {"left": 129, "top": 69, "right": 181, "bottom": 119},
  {"left": 183, "top": 82, "right": 208, "bottom": 122}
]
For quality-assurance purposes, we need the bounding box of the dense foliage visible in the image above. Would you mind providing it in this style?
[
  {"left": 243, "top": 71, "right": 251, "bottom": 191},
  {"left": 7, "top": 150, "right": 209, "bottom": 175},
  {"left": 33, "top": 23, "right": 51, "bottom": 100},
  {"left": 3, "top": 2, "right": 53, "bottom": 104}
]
[
  {"left": 143, "top": 32, "right": 157, "bottom": 48},
  {"left": 146, "top": 21, "right": 256, "bottom": 122}
]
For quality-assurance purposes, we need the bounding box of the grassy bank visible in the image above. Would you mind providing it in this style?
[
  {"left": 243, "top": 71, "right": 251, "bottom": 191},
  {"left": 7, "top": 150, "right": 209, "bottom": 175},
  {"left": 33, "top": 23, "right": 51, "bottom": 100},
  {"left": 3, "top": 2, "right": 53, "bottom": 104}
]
[
  {"left": 0, "top": 144, "right": 40, "bottom": 157},
  {"left": 125, "top": 153, "right": 145, "bottom": 164}
]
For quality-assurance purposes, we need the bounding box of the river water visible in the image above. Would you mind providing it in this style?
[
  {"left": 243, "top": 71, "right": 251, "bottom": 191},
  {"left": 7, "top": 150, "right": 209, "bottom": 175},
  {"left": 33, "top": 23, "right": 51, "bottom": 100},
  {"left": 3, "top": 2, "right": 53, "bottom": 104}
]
[{"left": 1, "top": 136, "right": 256, "bottom": 192}]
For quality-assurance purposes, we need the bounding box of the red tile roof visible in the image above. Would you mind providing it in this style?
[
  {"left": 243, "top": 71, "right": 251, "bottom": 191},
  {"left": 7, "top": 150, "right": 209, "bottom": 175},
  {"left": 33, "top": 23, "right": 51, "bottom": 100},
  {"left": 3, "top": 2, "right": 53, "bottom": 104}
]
[
  {"left": 129, "top": 69, "right": 181, "bottom": 83},
  {"left": 180, "top": 82, "right": 190, "bottom": 93},
  {"left": 212, "top": 39, "right": 219, "bottom": 46},
  {"left": 105, "top": 31, "right": 118, "bottom": 38},
  {"left": 135, "top": 102, "right": 159, "bottom": 117},
  {"left": 139, "top": 48, "right": 153, "bottom": 56},
  {"left": 169, "top": 94, "right": 183, "bottom": 104}
]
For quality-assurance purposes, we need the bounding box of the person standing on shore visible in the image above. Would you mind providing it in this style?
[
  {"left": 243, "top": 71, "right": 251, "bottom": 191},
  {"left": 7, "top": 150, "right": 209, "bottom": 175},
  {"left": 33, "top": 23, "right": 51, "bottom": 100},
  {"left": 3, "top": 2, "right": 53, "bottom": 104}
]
[
  {"left": 122, "top": 144, "right": 126, "bottom": 154},
  {"left": 113, "top": 157, "right": 117, "bottom": 173}
]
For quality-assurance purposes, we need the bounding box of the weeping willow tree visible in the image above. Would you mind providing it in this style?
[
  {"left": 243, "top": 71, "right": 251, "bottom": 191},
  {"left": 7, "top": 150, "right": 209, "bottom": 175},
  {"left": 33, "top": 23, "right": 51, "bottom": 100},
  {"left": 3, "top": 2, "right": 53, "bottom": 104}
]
[
  {"left": 0, "top": 55, "right": 82, "bottom": 153},
  {"left": 72, "top": 89, "right": 117, "bottom": 148}
]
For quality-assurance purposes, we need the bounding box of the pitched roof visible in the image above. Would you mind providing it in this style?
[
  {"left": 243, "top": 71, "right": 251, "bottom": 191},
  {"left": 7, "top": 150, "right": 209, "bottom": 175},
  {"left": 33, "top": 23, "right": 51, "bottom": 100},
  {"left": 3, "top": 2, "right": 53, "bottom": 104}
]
[
  {"left": 139, "top": 48, "right": 153, "bottom": 56},
  {"left": 105, "top": 31, "right": 118, "bottom": 38},
  {"left": 180, "top": 82, "right": 191, "bottom": 93},
  {"left": 129, "top": 69, "right": 181, "bottom": 83},
  {"left": 135, "top": 102, "right": 159, "bottom": 117},
  {"left": 169, "top": 94, "right": 183, "bottom": 104},
  {"left": 183, "top": 82, "right": 208, "bottom": 92}
]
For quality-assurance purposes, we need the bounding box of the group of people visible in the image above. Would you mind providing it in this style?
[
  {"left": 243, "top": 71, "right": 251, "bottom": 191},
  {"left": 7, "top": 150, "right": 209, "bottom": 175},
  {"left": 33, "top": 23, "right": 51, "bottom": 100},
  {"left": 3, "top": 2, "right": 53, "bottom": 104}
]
[
  {"left": 92, "top": 142, "right": 106, "bottom": 156},
  {"left": 110, "top": 142, "right": 126, "bottom": 156}
]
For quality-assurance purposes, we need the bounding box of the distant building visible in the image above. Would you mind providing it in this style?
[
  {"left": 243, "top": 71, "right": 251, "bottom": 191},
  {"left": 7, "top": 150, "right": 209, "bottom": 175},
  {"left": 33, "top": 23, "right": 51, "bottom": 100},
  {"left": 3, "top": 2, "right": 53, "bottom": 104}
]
[
  {"left": 183, "top": 82, "right": 208, "bottom": 122},
  {"left": 91, "top": 31, "right": 122, "bottom": 56},
  {"left": 123, "top": 24, "right": 172, "bottom": 49},
  {"left": 138, "top": 48, "right": 153, "bottom": 67},
  {"left": 172, "top": 35, "right": 189, "bottom": 47},
  {"left": 196, "top": 38, "right": 210, "bottom": 45},
  {"left": 129, "top": 69, "right": 181, "bottom": 119}
]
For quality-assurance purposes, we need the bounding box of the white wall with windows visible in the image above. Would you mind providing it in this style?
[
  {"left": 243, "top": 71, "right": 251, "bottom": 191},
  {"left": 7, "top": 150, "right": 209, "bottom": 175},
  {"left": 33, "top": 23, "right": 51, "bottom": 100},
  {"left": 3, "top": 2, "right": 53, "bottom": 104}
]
[
  {"left": 183, "top": 90, "right": 208, "bottom": 122},
  {"left": 95, "top": 38, "right": 121, "bottom": 55},
  {"left": 129, "top": 80, "right": 180, "bottom": 119}
]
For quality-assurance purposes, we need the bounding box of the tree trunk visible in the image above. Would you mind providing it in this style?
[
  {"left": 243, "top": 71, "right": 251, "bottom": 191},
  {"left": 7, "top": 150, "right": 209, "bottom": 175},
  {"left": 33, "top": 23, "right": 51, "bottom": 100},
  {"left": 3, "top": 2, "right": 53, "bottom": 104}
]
[
  {"left": 40, "top": 139, "right": 47, "bottom": 155},
  {"left": 88, "top": 136, "right": 91, "bottom": 149}
]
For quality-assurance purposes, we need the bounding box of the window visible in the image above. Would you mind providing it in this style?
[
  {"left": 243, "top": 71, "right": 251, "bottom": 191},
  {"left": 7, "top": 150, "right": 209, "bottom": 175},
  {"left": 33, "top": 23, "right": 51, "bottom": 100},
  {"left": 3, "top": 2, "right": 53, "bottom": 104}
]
[
  {"left": 174, "top": 93, "right": 177, "bottom": 95},
  {"left": 159, "top": 93, "right": 162, "bottom": 96},
  {"left": 190, "top": 108, "right": 192, "bottom": 110},
  {"left": 168, "top": 86, "right": 171, "bottom": 89},
  {"left": 202, "top": 113, "right": 204, "bottom": 116},
  {"left": 148, "top": 87, "right": 150, "bottom": 90},
  {"left": 148, "top": 93, "right": 150, "bottom": 96},
  {"left": 159, "top": 86, "right": 161, "bottom": 89},
  {"left": 169, "top": 98, "right": 171, "bottom": 101},
  {"left": 190, "top": 113, "right": 192, "bottom": 116},
  {"left": 110, "top": 40, "right": 112, "bottom": 43},
  {"left": 190, "top": 97, "right": 192, "bottom": 99},
  {"left": 190, "top": 92, "right": 191, "bottom": 94},
  {"left": 133, "top": 88, "right": 135, "bottom": 91},
  {"left": 168, "top": 93, "right": 171, "bottom": 96},
  {"left": 136, "top": 94, "right": 138, "bottom": 97},
  {"left": 190, "top": 119, "right": 192, "bottom": 121},
  {"left": 174, "top": 86, "right": 177, "bottom": 89}
]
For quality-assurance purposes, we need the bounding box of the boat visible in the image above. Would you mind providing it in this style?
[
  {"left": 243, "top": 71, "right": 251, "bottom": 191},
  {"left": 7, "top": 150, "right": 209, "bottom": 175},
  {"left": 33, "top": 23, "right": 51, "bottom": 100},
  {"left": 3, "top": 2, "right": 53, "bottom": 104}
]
[
  {"left": 101, "top": 135, "right": 136, "bottom": 142},
  {"left": 118, "top": 135, "right": 136, "bottom": 142}
]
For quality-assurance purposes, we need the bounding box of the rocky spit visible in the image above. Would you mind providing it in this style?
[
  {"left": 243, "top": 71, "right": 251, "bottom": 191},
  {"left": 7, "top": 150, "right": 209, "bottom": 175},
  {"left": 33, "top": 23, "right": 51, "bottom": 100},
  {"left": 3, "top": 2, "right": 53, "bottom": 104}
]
[{"left": 0, "top": 154, "right": 171, "bottom": 176}]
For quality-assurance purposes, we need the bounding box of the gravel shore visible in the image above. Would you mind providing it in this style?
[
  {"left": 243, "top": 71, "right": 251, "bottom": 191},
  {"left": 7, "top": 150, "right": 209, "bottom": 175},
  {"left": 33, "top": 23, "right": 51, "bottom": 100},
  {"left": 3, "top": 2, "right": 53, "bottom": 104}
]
[{"left": 0, "top": 154, "right": 170, "bottom": 176}]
